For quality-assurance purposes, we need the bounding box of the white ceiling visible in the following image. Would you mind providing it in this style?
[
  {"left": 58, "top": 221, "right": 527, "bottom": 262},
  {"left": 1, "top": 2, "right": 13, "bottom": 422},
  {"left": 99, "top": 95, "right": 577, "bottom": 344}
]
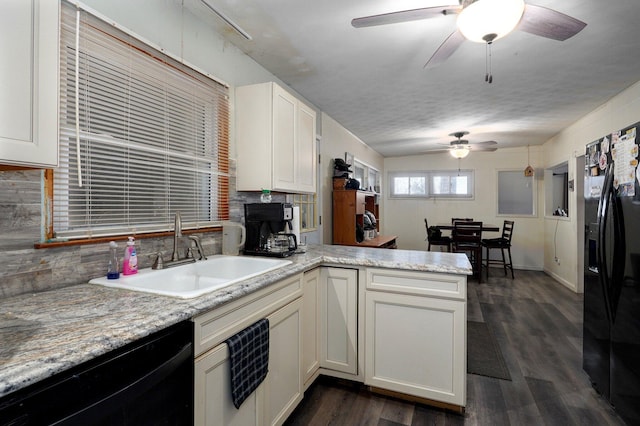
[{"left": 186, "top": 0, "right": 640, "bottom": 157}]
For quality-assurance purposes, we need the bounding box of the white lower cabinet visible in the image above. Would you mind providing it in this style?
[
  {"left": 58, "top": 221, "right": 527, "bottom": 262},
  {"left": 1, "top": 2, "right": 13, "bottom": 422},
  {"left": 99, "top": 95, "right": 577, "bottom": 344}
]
[
  {"left": 193, "top": 274, "right": 303, "bottom": 426},
  {"left": 364, "top": 268, "right": 467, "bottom": 407},
  {"left": 263, "top": 298, "right": 303, "bottom": 426},
  {"left": 194, "top": 265, "right": 467, "bottom": 425},
  {"left": 319, "top": 267, "right": 358, "bottom": 376},
  {"left": 302, "top": 268, "right": 320, "bottom": 389},
  {"left": 194, "top": 343, "right": 263, "bottom": 426}
]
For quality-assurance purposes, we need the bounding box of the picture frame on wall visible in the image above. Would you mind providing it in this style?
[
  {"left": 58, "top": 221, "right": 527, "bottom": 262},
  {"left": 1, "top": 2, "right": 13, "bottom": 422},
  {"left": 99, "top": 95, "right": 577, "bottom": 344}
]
[{"left": 345, "top": 152, "right": 354, "bottom": 167}]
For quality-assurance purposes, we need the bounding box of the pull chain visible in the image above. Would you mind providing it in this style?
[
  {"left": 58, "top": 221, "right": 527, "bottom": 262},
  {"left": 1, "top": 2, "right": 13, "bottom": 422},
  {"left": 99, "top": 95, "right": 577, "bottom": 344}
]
[
  {"left": 483, "top": 33, "right": 496, "bottom": 84},
  {"left": 485, "top": 41, "right": 493, "bottom": 83}
]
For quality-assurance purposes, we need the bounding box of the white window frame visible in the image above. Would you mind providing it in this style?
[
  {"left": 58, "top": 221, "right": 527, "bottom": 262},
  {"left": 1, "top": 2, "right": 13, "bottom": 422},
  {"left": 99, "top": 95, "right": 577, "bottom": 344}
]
[{"left": 388, "top": 170, "right": 475, "bottom": 199}]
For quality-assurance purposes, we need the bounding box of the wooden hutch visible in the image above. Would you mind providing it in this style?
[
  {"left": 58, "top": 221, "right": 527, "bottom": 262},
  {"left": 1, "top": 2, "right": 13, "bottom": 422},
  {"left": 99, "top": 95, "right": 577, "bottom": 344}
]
[{"left": 332, "top": 189, "right": 397, "bottom": 249}]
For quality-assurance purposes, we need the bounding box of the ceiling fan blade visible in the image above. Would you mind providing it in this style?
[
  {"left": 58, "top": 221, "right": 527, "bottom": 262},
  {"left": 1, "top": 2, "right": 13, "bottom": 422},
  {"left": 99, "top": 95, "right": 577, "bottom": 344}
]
[
  {"left": 424, "top": 30, "right": 466, "bottom": 69},
  {"left": 517, "top": 4, "right": 587, "bottom": 41},
  {"left": 423, "top": 147, "right": 451, "bottom": 154},
  {"left": 472, "top": 140, "right": 498, "bottom": 147},
  {"left": 470, "top": 145, "right": 498, "bottom": 152},
  {"left": 351, "top": 5, "right": 461, "bottom": 28}
]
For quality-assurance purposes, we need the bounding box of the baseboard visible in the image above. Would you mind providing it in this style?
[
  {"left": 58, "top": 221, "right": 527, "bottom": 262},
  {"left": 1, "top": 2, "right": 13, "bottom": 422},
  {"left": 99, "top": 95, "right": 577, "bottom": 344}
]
[
  {"left": 485, "top": 265, "right": 542, "bottom": 272},
  {"left": 543, "top": 268, "right": 578, "bottom": 292}
]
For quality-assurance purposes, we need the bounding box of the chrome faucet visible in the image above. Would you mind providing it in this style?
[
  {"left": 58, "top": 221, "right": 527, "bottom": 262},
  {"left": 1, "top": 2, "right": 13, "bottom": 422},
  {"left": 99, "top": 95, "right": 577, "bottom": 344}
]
[
  {"left": 171, "top": 211, "right": 182, "bottom": 262},
  {"left": 152, "top": 212, "right": 205, "bottom": 269}
]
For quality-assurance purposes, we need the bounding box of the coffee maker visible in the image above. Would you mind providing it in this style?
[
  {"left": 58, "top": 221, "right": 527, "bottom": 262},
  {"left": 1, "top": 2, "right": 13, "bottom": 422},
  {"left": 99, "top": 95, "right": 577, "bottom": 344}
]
[{"left": 244, "top": 203, "right": 298, "bottom": 257}]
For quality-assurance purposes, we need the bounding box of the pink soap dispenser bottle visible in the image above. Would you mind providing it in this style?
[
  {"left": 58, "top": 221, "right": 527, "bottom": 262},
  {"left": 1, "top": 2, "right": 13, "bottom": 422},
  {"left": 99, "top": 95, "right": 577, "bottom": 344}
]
[{"left": 122, "top": 236, "right": 138, "bottom": 275}]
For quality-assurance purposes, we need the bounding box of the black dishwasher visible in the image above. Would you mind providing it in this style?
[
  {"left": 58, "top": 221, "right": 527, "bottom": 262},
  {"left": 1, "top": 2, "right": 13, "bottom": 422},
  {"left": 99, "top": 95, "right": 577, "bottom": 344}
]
[{"left": 0, "top": 321, "right": 193, "bottom": 425}]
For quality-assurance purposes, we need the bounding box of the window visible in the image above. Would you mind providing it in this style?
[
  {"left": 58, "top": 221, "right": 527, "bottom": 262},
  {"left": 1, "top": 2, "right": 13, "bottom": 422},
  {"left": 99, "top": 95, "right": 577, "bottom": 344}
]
[
  {"left": 389, "top": 170, "right": 474, "bottom": 199},
  {"left": 292, "top": 193, "right": 316, "bottom": 232},
  {"left": 50, "top": 3, "right": 230, "bottom": 240},
  {"left": 497, "top": 170, "right": 535, "bottom": 216},
  {"left": 345, "top": 153, "right": 380, "bottom": 193}
]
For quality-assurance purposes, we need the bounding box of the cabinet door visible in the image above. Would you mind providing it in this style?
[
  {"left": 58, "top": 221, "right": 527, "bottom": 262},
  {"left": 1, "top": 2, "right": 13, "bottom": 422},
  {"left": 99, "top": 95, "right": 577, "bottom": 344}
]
[
  {"left": 302, "top": 268, "right": 320, "bottom": 388},
  {"left": 272, "top": 84, "right": 297, "bottom": 192},
  {"left": 0, "top": 0, "right": 58, "bottom": 167},
  {"left": 264, "top": 298, "right": 303, "bottom": 426},
  {"left": 194, "top": 344, "right": 263, "bottom": 426},
  {"left": 320, "top": 267, "right": 358, "bottom": 375},
  {"left": 364, "top": 291, "right": 466, "bottom": 406},
  {"left": 295, "top": 102, "right": 316, "bottom": 193}
]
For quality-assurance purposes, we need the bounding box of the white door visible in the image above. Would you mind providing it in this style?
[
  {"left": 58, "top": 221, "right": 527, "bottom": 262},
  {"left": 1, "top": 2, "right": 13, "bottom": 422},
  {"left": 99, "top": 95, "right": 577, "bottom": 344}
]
[
  {"left": 194, "top": 344, "right": 263, "bottom": 426},
  {"left": 295, "top": 102, "right": 316, "bottom": 193},
  {"left": 302, "top": 268, "right": 320, "bottom": 388},
  {"left": 320, "top": 267, "right": 358, "bottom": 375},
  {"left": 272, "top": 84, "right": 297, "bottom": 192},
  {"left": 0, "top": 0, "right": 58, "bottom": 167},
  {"left": 264, "top": 298, "right": 303, "bottom": 426},
  {"left": 364, "top": 291, "right": 466, "bottom": 406}
]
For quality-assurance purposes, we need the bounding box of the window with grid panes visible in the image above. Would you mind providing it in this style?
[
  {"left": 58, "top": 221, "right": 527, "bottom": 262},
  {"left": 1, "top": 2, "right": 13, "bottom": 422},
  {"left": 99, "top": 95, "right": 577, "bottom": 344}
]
[
  {"left": 389, "top": 170, "right": 474, "bottom": 199},
  {"left": 292, "top": 193, "right": 316, "bottom": 232}
]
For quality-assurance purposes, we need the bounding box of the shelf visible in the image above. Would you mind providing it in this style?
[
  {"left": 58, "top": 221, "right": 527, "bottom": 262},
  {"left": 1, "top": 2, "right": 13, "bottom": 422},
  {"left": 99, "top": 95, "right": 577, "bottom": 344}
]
[{"left": 332, "top": 190, "right": 394, "bottom": 248}]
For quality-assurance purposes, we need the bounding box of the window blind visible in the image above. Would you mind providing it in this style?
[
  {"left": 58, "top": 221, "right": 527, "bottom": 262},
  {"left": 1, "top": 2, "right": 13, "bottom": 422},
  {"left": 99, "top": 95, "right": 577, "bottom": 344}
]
[{"left": 54, "top": 2, "right": 229, "bottom": 239}]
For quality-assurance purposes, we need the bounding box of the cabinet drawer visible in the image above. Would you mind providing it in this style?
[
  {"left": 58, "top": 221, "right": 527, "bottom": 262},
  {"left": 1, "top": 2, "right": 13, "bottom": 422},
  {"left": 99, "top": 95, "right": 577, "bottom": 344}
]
[
  {"left": 193, "top": 273, "right": 303, "bottom": 357},
  {"left": 366, "top": 268, "right": 466, "bottom": 300}
]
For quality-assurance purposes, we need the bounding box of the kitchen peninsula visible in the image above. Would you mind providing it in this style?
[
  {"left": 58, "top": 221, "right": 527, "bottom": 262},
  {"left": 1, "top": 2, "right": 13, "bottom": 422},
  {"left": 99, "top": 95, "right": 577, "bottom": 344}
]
[{"left": 0, "top": 245, "right": 471, "bottom": 422}]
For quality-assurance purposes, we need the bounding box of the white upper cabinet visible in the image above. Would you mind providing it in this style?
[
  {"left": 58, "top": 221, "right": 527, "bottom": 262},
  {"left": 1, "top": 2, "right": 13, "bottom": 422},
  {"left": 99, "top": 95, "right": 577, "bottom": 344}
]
[
  {"left": 236, "top": 82, "right": 316, "bottom": 194},
  {"left": 0, "top": 0, "right": 59, "bottom": 167}
]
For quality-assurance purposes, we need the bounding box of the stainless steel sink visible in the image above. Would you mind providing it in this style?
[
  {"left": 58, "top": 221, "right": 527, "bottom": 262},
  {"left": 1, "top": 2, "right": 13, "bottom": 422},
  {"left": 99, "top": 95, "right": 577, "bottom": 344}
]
[{"left": 90, "top": 255, "right": 292, "bottom": 298}]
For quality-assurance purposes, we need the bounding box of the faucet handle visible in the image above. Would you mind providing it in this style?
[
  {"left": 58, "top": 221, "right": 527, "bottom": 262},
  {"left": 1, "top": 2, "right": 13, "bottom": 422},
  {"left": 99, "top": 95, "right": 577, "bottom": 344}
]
[{"left": 152, "top": 252, "right": 164, "bottom": 270}]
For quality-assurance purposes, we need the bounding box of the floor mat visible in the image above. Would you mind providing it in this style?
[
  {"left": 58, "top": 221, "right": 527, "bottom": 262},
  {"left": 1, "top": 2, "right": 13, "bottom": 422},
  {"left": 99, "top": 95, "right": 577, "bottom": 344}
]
[{"left": 467, "top": 320, "right": 511, "bottom": 380}]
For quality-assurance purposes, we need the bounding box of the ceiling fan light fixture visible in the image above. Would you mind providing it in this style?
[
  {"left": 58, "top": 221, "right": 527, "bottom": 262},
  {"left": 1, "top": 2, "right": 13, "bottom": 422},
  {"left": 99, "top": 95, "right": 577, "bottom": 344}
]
[
  {"left": 450, "top": 146, "right": 470, "bottom": 159},
  {"left": 457, "top": 0, "right": 525, "bottom": 43}
]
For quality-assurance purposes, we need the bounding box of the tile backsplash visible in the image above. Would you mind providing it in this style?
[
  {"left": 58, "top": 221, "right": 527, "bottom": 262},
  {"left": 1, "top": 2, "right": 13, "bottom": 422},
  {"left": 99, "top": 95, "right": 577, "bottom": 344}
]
[{"left": 0, "top": 163, "right": 279, "bottom": 298}]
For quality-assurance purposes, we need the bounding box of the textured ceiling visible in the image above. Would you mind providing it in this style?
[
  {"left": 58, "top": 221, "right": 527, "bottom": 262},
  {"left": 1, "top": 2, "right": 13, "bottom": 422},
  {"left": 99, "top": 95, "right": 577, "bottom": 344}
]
[{"left": 186, "top": 0, "right": 640, "bottom": 157}]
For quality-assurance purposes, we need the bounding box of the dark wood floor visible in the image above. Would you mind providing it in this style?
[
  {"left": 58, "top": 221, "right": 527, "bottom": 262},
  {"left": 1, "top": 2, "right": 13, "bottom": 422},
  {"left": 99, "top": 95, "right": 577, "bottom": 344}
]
[{"left": 284, "top": 269, "right": 626, "bottom": 426}]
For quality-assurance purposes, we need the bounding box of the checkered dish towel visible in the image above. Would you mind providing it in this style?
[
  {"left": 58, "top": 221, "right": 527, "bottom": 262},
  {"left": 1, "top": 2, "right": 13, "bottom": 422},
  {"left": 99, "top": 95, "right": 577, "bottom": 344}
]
[{"left": 226, "top": 318, "right": 269, "bottom": 409}]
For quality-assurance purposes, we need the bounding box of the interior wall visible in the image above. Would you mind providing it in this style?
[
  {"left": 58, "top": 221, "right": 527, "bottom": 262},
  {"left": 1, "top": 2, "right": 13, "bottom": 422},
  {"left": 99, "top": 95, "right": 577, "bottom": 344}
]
[
  {"left": 542, "top": 79, "right": 640, "bottom": 292},
  {"left": 383, "top": 146, "right": 545, "bottom": 271},
  {"left": 320, "top": 113, "right": 384, "bottom": 244}
]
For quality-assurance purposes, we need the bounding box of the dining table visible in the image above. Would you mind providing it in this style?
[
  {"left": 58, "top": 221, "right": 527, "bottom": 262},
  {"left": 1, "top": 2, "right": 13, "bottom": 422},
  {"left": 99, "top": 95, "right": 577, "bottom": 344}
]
[
  {"left": 434, "top": 223, "right": 500, "bottom": 233},
  {"left": 434, "top": 222, "right": 500, "bottom": 282}
]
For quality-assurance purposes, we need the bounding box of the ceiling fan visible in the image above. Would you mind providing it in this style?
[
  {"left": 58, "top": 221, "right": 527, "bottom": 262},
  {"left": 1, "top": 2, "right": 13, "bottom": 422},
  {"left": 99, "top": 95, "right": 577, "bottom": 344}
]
[
  {"left": 425, "top": 131, "right": 498, "bottom": 158},
  {"left": 351, "top": 0, "right": 587, "bottom": 73}
]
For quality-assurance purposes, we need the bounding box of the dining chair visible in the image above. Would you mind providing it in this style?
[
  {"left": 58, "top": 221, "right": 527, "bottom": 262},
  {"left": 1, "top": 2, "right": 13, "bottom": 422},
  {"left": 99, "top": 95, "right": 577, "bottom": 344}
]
[
  {"left": 482, "top": 220, "right": 515, "bottom": 279},
  {"left": 424, "top": 218, "right": 451, "bottom": 252},
  {"left": 452, "top": 221, "right": 483, "bottom": 282},
  {"left": 451, "top": 217, "right": 473, "bottom": 224}
]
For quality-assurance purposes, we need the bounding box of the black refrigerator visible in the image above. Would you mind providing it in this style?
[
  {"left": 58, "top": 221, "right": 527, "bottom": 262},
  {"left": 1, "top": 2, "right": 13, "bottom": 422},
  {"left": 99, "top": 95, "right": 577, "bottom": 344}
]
[{"left": 583, "top": 122, "right": 640, "bottom": 425}]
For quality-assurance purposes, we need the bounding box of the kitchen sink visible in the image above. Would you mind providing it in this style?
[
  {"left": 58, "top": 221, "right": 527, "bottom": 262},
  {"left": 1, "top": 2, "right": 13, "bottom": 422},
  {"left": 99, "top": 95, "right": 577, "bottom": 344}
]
[{"left": 90, "top": 255, "right": 292, "bottom": 298}]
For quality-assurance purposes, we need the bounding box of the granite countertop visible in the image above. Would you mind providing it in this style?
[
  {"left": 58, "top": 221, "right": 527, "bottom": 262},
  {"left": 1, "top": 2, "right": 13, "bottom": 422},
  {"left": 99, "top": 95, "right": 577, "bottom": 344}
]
[{"left": 0, "top": 245, "right": 470, "bottom": 398}]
